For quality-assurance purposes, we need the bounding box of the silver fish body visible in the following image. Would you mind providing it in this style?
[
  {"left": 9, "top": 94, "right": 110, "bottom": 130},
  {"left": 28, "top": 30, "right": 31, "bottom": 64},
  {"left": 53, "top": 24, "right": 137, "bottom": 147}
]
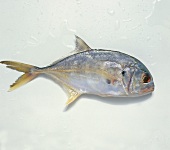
[
  {"left": 0, "top": 36, "right": 154, "bottom": 106},
  {"left": 42, "top": 49, "right": 154, "bottom": 97}
]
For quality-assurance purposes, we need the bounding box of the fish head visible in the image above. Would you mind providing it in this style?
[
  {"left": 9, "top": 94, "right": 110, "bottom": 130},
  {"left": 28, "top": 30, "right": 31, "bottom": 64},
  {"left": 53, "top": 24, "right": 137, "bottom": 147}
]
[{"left": 122, "top": 62, "right": 154, "bottom": 96}]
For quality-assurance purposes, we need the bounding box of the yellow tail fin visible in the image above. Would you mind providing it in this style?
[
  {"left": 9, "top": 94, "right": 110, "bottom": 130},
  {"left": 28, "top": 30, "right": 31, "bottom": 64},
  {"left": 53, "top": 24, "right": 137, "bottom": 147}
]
[{"left": 0, "top": 61, "right": 39, "bottom": 91}]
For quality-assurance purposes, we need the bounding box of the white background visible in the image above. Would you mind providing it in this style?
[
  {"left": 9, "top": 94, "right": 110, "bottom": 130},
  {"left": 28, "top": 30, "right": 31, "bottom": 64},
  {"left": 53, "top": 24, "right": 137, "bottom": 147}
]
[{"left": 0, "top": 0, "right": 170, "bottom": 150}]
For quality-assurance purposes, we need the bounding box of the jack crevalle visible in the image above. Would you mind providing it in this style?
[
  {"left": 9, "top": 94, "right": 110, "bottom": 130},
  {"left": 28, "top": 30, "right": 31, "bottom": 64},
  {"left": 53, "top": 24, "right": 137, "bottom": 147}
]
[{"left": 0, "top": 36, "right": 154, "bottom": 105}]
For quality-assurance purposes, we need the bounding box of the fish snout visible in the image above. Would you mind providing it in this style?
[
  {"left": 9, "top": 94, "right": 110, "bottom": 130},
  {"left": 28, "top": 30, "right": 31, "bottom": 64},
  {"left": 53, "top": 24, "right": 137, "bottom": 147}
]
[{"left": 140, "top": 81, "right": 155, "bottom": 95}]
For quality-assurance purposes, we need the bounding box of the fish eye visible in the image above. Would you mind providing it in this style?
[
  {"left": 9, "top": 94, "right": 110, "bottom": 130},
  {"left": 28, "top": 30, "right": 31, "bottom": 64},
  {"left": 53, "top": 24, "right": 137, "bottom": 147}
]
[{"left": 142, "top": 73, "right": 151, "bottom": 83}]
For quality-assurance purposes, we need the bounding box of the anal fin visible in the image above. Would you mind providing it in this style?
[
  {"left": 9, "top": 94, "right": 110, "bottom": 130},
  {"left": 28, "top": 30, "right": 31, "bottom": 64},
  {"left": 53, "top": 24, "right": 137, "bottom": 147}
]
[
  {"left": 66, "top": 89, "right": 81, "bottom": 105},
  {"left": 62, "top": 84, "right": 81, "bottom": 106},
  {"left": 46, "top": 73, "right": 82, "bottom": 106}
]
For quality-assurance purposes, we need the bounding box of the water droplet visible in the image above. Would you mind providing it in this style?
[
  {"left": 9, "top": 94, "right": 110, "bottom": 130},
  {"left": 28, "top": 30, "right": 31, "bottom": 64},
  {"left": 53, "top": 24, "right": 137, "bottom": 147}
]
[
  {"left": 99, "top": 35, "right": 102, "bottom": 39},
  {"left": 150, "top": 62, "right": 156, "bottom": 66},
  {"left": 122, "top": 18, "right": 132, "bottom": 22},
  {"left": 114, "top": 20, "right": 120, "bottom": 30},
  {"left": 16, "top": 51, "right": 20, "bottom": 54},
  {"left": 30, "top": 36, "right": 38, "bottom": 42},
  {"left": 39, "top": 133, "right": 45, "bottom": 137},
  {"left": 0, "top": 130, "right": 8, "bottom": 150},
  {"left": 63, "top": 20, "right": 76, "bottom": 33},
  {"left": 19, "top": 115, "right": 24, "bottom": 120},
  {"left": 145, "top": 0, "right": 157, "bottom": 23},
  {"left": 147, "top": 54, "right": 156, "bottom": 66},
  {"left": 49, "top": 32, "right": 55, "bottom": 38},
  {"left": 120, "top": 36, "right": 127, "bottom": 40},
  {"left": 107, "top": 9, "right": 115, "bottom": 16},
  {"left": 26, "top": 36, "right": 39, "bottom": 46},
  {"left": 24, "top": 145, "right": 33, "bottom": 150},
  {"left": 66, "top": 45, "right": 74, "bottom": 49},
  {"left": 60, "top": 20, "right": 76, "bottom": 49},
  {"left": 128, "top": 24, "right": 141, "bottom": 31},
  {"left": 146, "top": 36, "right": 151, "bottom": 41},
  {"left": 118, "top": 1, "right": 121, "bottom": 7},
  {"left": 76, "top": 0, "right": 81, "bottom": 4},
  {"left": 148, "top": 54, "right": 153, "bottom": 59}
]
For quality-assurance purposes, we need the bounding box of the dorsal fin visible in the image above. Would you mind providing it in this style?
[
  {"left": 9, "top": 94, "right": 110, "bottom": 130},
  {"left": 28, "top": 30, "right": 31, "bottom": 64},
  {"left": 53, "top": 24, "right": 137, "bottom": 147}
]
[{"left": 75, "top": 35, "right": 91, "bottom": 51}]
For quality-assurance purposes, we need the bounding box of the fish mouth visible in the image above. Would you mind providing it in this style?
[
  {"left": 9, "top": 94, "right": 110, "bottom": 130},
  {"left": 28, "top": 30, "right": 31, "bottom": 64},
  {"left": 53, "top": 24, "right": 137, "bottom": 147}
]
[{"left": 140, "top": 81, "right": 155, "bottom": 95}]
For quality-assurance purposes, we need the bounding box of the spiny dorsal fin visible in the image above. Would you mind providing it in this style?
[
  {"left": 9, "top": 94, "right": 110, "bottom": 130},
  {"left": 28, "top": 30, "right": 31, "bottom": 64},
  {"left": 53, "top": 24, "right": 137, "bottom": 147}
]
[{"left": 75, "top": 35, "right": 91, "bottom": 51}]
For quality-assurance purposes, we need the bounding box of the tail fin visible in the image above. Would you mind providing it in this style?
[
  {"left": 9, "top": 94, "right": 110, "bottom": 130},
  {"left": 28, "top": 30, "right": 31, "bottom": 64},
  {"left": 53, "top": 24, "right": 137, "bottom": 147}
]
[{"left": 0, "top": 61, "right": 39, "bottom": 91}]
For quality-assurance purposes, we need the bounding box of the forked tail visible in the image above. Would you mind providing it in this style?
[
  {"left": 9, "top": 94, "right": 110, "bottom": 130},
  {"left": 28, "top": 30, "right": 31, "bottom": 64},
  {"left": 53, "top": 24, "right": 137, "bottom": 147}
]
[{"left": 0, "top": 61, "right": 39, "bottom": 91}]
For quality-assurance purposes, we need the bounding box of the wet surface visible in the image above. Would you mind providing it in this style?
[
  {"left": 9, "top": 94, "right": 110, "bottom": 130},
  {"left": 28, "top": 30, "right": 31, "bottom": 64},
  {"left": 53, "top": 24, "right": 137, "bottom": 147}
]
[{"left": 0, "top": 0, "right": 170, "bottom": 149}]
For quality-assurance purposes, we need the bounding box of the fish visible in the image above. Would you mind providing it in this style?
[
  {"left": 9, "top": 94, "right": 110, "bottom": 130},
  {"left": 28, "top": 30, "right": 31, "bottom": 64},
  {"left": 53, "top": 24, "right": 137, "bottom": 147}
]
[{"left": 0, "top": 35, "right": 154, "bottom": 106}]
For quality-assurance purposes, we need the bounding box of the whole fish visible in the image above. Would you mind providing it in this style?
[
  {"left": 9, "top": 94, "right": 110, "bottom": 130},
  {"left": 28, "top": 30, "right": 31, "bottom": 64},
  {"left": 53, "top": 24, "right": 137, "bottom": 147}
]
[{"left": 0, "top": 36, "right": 154, "bottom": 105}]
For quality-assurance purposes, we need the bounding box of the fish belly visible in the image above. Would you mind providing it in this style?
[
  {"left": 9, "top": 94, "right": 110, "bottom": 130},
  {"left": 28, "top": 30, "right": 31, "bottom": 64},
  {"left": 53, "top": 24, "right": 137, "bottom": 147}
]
[{"left": 65, "top": 72, "right": 127, "bottom": 97}]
